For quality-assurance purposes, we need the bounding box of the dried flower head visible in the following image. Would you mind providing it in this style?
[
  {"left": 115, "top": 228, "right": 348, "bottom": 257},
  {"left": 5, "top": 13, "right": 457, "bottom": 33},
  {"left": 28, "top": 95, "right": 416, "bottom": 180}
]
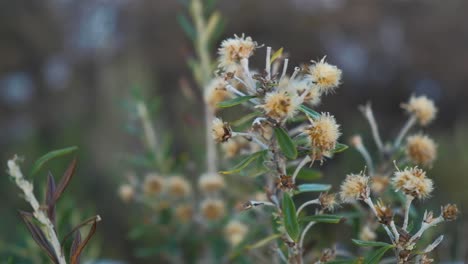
[
  {"left": 205, "top": 77, "right": 231, "bottom": 110},
  {"left": 402, "top": 95, "right": 437, "bottom": 126},
  {"left": 420, "top": 255, "right": 434, "bottom": 264},
  {"left": 224, "top": 220, "right": 248, "bottom": 246},
  {"left": 359, "top": 226, "right": 377, "bottom": 241},
  {"left": 201, "top": 198, "right": 226, "bottom": 220},
  {"left": 287, "top": 80, "right": 322, "bottom": 106},
  {"left": 118, "top": 184, "right": 135, "bottom": 203},
  {"left": 375, "top": 200, "right": 393, "bottom": 225},
  {"left": 198, "top": 173, "right": 225, "bottom": 193},
  {"left": 143, "top": 173, "right": 165, "bottom": 196},
  {"left": 218, "top": 34, "right": 257, "bottom": 71},
  {"left": 175, "top": 204, "right": 193, "bottom": 222},
  {"left": 339, "top": 173, "right": 370, "bottom": 203},
  {"left": 307, "top": 57, "right": 342, "bottom": 94},
  {"left": 319, "top": 248, "right": 336, "bottom": 262},
  {"left": 167, "top": 176, "right": 192, "bottom": 198},
  {"left": 275, "top": 174, "right": 296, "bottom": 191},
  {"left": 442, "top": 204, "right": 458, "bottom": 221},
  {"left": 370, "top": 175, "right": 390, "bottom": 194},
  {"left": 406, "top": 134, "right": 437, "bottom": 167},
  {"left": 319, "top": 193, "right": 338, "bottom": 212},
  {"left": 212, "top": 118, "right": 232, "bottom": 143},
  {"left": 392, "top": 167, "right": 433, "bottom": 199},
  {"left": 259, "top": 91, "right": 298, "bottom": 121},
  {"left": 305, "top": 113, "right": 341, "bottom": 154}
]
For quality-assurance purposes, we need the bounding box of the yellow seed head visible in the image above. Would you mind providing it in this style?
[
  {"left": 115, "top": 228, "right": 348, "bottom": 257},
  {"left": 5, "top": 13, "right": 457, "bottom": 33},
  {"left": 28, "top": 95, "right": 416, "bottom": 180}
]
[
  {"left": 287, "top": 80, "right": 322, "bottom": 106},
  {"left": 118, "top": 184, "right": 135, "bottom": 203},
  {"left": 305, "top": 113, "right": 341, "bottom": 153},
  {"left": 319, "top": 193, "right": 338, "bottom": 212},
  {"left": 198, "top": 173, "right": 225, "bottom": 193},
  {"left": 201, "top": 198, "right": 226, "bottom": 220},
  {"left": 442, "top": 204, "right": 458, "bottom": 221},
  {"left": 406, "top": 134, "right": 437, "bottom": 167},
  {"left": 260, "top": 91, "right": 298, "bottom": 121},
  {"left": 339, "top": 173, "right": 370, "bottom": 203},
  {"left": 307, "top": 57, "right": 342, "bottom": 94},
  {"left": 218, "top": 34, "right": 257, "bottom": 71},
  {"left": 392, "top": 167, "right": 433, "bottom": 199},
  {"left": 167, "top": 176, "right": 192, "bottom": 198},
  {"left": 359, "top": 226, "right": 377, "bottom": 241},
  {"left": 402, "top": 95, "right": 437, "bottom": 126},
  {"left": 175, "top": 204, "right": 193, "bottom": 222},
  {"left": 212, "top": 118, "right": 232, "bottom": 143},
  {"left": 370, "top": 175, "right": 390, "bottom": 194},
  {"left": 205, "top": 77, "right": 231, "bottom": 110},
  {"left": 143, "top": 173, "right": 165, "bottom": 196},
  {"left": 224, "top": 220, "right": 248, "bottom": 246}
]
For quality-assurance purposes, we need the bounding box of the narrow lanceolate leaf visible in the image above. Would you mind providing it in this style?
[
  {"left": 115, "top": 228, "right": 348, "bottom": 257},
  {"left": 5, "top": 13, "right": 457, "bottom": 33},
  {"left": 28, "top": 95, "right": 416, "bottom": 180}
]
[
  {"left": 205, "top": 11, "right": 221, "bottom": 39},
  {"left": 286, "top": 167, "right": 322, "bottom": 181},
  {"left": 53, "top": 158, "right": 77, "bottom": 203},
  {"left": 364, "top": 245, "right": 395, "bottom": 264},
  {"left": 176, "top": 14, "right": 195, "bottom": 41},
  {"left": 295, "top": 184, "right": 331, "bottom": 194},
  {"left": 332, "top": 143, "right": 349, "bottom": 154},
  {"left": 30, "top": 146, "right": 78, "bottom": 177},
  {"left": 19, "top": 211, "right": 59, "bottom": 264},
  {"left": 352, "top": 239, "right": 393, "bottom": 247},
  {"left": 70, "top": 217, "right": 99, "bottom": 264},
  {"left": 282, "top": 193, "right": 300, "bottom": 241},
  {"left": 274, "top": 127, "right": 297, "bottom": 159},
  {"left": 231, "top": 111, "right": 261, "bottom": 127},
  {"left": 45, "top": 172, "right": 56, "bottom": 224},
  {"left": 245, "top": 234, "right": 281, "bottom": 250},
  {"left": 219, "top": 150, "right": 268, "bottom": 175},
  {"left": 217, "top": 95, "right": 257, "bottom": 108},
  {"left": 270, "top": 47, "right": 284, "bottom": 64},
  {"left": 299, "top": 215, "right": 346, "bottom": 224},
  {"left": 299, "top": 105, "right": 321, "bottom": 119}
]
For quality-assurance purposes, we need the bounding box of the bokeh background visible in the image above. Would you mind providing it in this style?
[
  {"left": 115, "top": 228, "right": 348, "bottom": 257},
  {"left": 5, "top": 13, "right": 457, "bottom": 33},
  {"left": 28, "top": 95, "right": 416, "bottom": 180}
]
[{"left": 1, "top": 0, "right": 467, "bottom": 262}]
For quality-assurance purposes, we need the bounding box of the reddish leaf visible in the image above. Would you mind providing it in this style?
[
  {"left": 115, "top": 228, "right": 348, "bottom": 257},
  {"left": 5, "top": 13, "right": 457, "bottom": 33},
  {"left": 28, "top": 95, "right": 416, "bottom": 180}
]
[
  {"left": 70, "top": 231, "right": 82, "bottom": 264},
  {"left": 19, "top": 211, "right": 59, "bottom": 264},
  {"left": 53, "top": 158, "right": 77, "bottom": 203},
  {"left": 45, "top": 172, "right": 56, "bottom": 224},
  {"left": 70, "top": 218, "right": 99, "bottom": 264}
]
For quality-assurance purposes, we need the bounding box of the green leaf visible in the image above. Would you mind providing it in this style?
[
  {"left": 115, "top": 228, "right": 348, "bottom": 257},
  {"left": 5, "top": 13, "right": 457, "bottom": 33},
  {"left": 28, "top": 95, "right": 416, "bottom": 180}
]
[
  {"left": 299, "top": 105, "right": 321, "bottom": 119},
  {"left": 282, "top": 193, "right": 300, "bottom": 241},
  {"left": 332, "top": 143, "right": 349, "bottom": 153},
  {"left": 364, "top": 245, "right": 395, "bottom": 264},
  {"left": 30, "top": 146, "right": 78, "bottom": 177},
  {"left": 274, "top": 127, "right": 297, "bottom": 159},
  {"left": 299, "top": 214, "right": 345, "bottom": 224},
  {"left": 217, "top": 95, "right": 257, "bottom": 108},
  {"left": 286, "top": 167, "right": 322, "bottom": 181},
  {"left": 352, "top": 239, "right": 393, "bottom": 247},
  {"left": 231, "top": 111, "right": 261, "bottom": 127},
  {"left": 177, "top": 14, "right": 195, "bottom": 41},
  {"left": 219, "top": 150, "right": 267, "bottom": 175},
  {"left": 270, "top": 47, "right": 283, "bottom": 64},
  {"left": 245, "top": 234, "right": 281, "bottom": 250},
  {"left": 295, "top": 184, "right": 331, "bottom": 194},
  {"left": 327, "top": 260, "right": 359, "bottom": 264}
]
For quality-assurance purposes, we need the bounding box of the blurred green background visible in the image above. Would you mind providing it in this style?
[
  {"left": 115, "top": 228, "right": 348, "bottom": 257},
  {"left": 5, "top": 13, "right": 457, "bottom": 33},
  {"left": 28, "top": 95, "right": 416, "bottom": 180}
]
[{"left": 1, "top": 0, "right": 467, "bottom": 262}]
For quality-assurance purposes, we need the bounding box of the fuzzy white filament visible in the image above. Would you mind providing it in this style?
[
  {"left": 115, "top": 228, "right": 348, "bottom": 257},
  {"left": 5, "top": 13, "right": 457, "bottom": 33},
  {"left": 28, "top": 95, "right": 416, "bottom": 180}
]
[{"left": 7, "top": 157, "right": 67, "bottom": 264}]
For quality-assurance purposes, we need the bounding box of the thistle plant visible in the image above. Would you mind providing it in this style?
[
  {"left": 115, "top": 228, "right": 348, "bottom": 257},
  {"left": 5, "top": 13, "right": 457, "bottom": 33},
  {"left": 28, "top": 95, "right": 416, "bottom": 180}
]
[
  {"left": 6, "top": 149, "right": 101, "bottom": 264},
  {"left": 211, "top": 34, "right": 348, "bottom": 263}
]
